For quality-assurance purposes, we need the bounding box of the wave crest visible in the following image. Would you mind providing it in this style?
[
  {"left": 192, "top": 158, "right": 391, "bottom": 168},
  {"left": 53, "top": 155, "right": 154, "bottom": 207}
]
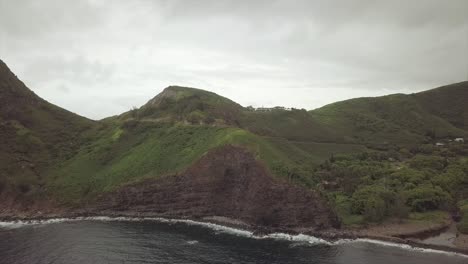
[{"left": 0, "top": 216, "right": 466, "bottom": 258}]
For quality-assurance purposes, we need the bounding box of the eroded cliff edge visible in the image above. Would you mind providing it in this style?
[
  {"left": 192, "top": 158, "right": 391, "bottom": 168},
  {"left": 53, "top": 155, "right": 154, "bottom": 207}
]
[{"left": 93, "top": 145, "right": 340, "bottom": 231}]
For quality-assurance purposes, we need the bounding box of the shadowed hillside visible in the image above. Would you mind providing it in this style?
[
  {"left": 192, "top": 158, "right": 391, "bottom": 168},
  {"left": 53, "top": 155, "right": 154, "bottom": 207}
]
[{"left": 0, "top": 60, "right": 95, "bottom": 206}]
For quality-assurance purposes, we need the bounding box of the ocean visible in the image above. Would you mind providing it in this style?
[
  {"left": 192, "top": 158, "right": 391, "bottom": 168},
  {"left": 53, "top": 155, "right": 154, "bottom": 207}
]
[{"left": 0, "top": 217, "right": 466, "bottom": 264}]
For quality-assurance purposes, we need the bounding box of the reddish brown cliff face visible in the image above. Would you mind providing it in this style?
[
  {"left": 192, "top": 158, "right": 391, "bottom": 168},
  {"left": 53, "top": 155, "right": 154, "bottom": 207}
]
[{"left": 95, "top": 145, "right": 340, "bottom": 231}]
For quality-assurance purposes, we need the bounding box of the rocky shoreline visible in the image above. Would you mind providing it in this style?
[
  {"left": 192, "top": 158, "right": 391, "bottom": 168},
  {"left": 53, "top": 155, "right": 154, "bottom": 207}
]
[
  {"left": 1, "top": 145, "right": 466, "bottom": 257},
  {"left": 1, "top": 211, "right": 468, "bottom": 257}
]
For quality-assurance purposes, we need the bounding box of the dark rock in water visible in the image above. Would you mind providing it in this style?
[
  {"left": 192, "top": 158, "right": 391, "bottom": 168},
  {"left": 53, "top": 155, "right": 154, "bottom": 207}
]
[{"left": 94, "top": 145, "right": 340, "bottom": 231}]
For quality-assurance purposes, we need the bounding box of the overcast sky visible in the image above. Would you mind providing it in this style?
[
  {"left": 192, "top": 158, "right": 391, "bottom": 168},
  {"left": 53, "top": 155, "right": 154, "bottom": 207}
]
[{"left": 1, "top": 0, "right": 467, "bottom": 120}]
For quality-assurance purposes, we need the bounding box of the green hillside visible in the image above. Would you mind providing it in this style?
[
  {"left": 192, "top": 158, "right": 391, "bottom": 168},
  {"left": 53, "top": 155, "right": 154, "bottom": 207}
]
[
  {"left": 240, "top": 109, "right": 341, "bottom": 142},
  {"left": 413, "top": 82, "right": 468, "bottom": 131},
  {"left": 47, "top": 122, "right": 316, "bottom": 204},
  {"left": 46, "top": 115, "right": 345, "bottom": 204},
  {"left": 0, "top": 60, "right": 95, "bottom": 200},
  {"left": 310, "top": 83, "right": 468, "bottom": 146},
  {"left": 1, "top": 59, "right": 467, "bottom": 228}
]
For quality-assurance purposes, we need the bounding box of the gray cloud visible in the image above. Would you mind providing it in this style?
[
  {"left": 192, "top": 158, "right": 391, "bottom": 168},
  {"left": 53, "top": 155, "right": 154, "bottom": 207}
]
[{"left": 1, "top": 0, "right": 467, "bottom": 119}]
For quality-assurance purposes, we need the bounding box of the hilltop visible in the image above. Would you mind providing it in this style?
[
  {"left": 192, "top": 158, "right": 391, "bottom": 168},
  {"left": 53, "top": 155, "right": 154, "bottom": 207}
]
[{"left": 128, "top": 85, "right": 244, "bottom": 126}]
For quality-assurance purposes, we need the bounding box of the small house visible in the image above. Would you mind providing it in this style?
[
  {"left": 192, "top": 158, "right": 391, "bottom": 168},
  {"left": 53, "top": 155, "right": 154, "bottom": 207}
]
[
  {"left": 455, "top": 138, "right": 464, "bottom": 143},
  {"left": 435, "top": 142, "right": 445, "bottom": 147}
]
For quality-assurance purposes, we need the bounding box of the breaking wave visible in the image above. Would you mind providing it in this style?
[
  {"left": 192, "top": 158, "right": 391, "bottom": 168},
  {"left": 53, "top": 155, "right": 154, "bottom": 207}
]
[{"left": 0, "top": 216, "right": 466, "bottom": 258}]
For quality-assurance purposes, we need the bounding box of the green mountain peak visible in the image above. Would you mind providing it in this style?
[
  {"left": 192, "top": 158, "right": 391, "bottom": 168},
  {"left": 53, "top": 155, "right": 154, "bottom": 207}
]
[{"left": 134, "top": 85, "right": 243, "bottom": 125}]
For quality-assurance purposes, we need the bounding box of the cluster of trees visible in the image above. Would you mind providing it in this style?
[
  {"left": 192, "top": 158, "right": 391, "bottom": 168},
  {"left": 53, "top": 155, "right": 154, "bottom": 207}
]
[
  {"left": 271, "top": 162, "right": 315, "bottom": 188},
  {"left": 317, "top": 143, "right": 468, "bottom": 224}
]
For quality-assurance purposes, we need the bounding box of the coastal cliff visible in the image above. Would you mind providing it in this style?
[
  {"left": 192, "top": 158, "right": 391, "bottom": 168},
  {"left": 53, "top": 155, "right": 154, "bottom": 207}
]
[{"left": 94, "top": 145, "right": 340, "bottom": 231}]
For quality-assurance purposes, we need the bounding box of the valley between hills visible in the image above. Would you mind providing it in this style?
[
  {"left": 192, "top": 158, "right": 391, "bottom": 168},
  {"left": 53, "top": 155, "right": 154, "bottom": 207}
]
[{"left": 1, "top": 59, "right": 468, "bottom": 253}]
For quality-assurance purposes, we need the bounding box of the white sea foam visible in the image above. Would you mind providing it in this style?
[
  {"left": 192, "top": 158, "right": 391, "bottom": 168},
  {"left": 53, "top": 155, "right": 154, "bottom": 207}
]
[
  {"left": 1, "top": 216, "right": 467, "bottom": 258},
  {"left": 186, "top": 240, "right": 199, "bottom": 245},
  {"left": 0, "top": 218, "right": 72, "bottom": 229},
  {"left": 346, "top": 238, "right": 468, "bottom": 258}
]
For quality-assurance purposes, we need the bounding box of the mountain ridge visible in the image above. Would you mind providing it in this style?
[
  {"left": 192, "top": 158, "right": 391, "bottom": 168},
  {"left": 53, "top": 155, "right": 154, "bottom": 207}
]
[
  {"left": 1, "top": 60, "right": 467, "bottom": 240},
  {"left": 0, "top": 59, "right": 95, "bottom": 208}
]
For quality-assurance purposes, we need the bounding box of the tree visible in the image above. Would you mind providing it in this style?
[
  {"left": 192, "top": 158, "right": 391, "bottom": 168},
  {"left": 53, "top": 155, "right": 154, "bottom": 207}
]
[
  {"left": 363, "top": 197, "right": 386, "bottom": 222},
  {"left": 187, "top": 111, "right": 203, "bottom": 124},
  {"left": 409, "top": 155, "right": 445, "bottom": 171},
  {"left": 404, "top": 185, "right": 452, "bottom": 212},
  {"left": 390, "top": 195, "right": 410, "bottom": 223}
]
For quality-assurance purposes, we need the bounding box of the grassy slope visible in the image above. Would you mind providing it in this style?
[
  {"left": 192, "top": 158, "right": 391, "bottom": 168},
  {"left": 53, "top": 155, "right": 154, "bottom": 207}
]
[
  {"left": 413, "top": 81, "right": 468, "bottom": 131},
  {"left": 240, "top": 109, "right": 341, "bottom": 142},
  {"left": 310, "top": 85, "right": 468, "bottom": 146},
  {"left": 47, "top": 120, "right": 323, "bottom": 204},
  {"left": 47, "top": 120, "right": 372, "bottom": 204}
]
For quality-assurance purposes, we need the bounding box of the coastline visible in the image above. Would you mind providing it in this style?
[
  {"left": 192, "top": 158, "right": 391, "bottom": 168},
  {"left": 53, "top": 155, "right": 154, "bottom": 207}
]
[{"left": 1, "top": 211, "right": 468, "bottom": 257}]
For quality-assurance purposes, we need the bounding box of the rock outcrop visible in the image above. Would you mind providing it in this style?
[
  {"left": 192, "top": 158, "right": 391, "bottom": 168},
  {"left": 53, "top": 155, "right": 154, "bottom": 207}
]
[{"left": 95, "top": 145, "right": 340, "bottom": 231}]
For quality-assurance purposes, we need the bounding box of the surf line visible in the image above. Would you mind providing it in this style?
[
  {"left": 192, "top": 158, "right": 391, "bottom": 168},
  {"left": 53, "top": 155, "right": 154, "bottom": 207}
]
[{"left": 1, "top": 216, "right": 467, "bottom": 258}]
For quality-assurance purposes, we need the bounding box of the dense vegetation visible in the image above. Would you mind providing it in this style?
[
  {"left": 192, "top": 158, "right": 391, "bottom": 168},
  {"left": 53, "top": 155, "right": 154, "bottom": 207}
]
[
  {"left": 414, "top": 82, "right": 468, "bottom": 131},
  {"left": 316, "top": 141, "right": 468, "bottom": 226}
]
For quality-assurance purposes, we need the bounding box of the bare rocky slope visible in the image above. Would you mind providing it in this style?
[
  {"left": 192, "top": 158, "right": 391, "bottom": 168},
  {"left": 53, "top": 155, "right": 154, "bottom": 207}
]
[{"left": 93, "top": 145, "right": 340, "bottom": 231}]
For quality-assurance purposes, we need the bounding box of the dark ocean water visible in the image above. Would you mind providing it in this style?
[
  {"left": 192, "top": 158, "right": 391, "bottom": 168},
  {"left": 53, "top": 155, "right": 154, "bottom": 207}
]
[{"left": 0, "top": 218, "right": 466, "bottom": 264}]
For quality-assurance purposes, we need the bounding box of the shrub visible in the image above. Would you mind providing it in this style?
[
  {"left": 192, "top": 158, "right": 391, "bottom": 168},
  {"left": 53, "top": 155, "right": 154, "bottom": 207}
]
[
  {"left": 187, "top": 111, "right": 204, "bottom": 124},
  {"left": 391, "top": 168, "right": 426, "bottom": 185},
  {"left": 362, "top": 196, "right": 387, "bottom": 222},
  {"left": 409, "top": 155, "right": 445, "bottom": 171},
  {"left": 351, "top": 185, "right": 396, "bottom": 222},
  {"left": 404, "top": 185, "right": 452, "bottom": 212},
  {"left": 203, "top": 115, "right": 215, "bottom": 124}
]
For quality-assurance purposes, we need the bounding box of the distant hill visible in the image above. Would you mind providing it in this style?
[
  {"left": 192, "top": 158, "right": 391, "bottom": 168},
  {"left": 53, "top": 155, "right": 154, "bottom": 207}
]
[
  {"left": 310, "top": 82, "right": 468, "bottom": 146},
  {"left": 412, "top": 82, "right": 468, "bottom": 131}
]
